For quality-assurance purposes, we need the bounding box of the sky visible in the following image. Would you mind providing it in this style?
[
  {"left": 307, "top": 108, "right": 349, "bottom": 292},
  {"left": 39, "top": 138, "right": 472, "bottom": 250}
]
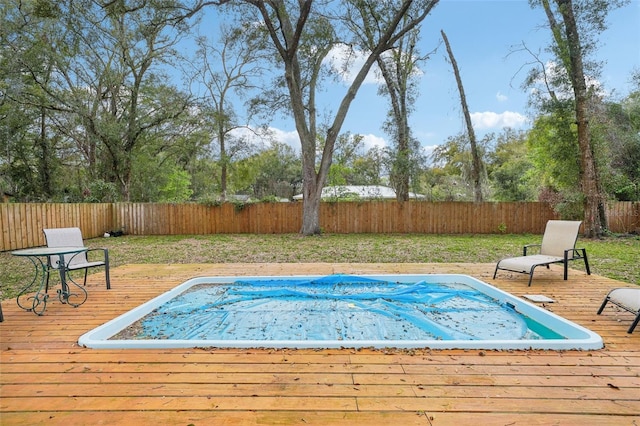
[{"left": 191, "top": 0, "right": 640, "bottom": 155}]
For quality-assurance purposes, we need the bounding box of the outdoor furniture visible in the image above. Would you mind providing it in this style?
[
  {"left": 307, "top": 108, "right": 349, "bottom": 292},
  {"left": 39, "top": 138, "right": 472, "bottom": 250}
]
[
  {"left": 12, "top": 246, "right": 90, "bottom": 315},
  {"left": 597, "top": 288, "right": 640, "bottom": 333},
  {"left": 493, "top": 220, "right": 590, "bottom": 286},
  {"left": 43, "top": 227, "right": 111, "bottom": 290}
]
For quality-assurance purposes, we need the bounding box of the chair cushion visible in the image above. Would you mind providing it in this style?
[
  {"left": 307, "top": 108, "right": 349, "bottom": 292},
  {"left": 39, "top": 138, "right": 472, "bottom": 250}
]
[
  {"left": 497, "top": 255, "right": 564, "bottom": 274},
  {"left": 608, "top": 288, "right": 640, "bottom": 313}
]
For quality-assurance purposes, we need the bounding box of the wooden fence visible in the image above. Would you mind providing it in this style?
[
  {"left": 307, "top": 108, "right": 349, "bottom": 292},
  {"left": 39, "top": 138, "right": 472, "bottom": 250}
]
[{"left": 1, "top": 201, "right": 638, "bottom": 252}]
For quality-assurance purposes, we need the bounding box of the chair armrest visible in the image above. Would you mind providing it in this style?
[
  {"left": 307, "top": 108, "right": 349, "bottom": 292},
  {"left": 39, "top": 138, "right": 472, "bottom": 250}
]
[
  {"left": 86, "top": 247, "right": 109, "bottom": 262},
  {"left": 565, "top": 247, "right": 586, "bottom": 260},
  {"left": 523, "top": 244, "right": 541, "bottom": 256}
]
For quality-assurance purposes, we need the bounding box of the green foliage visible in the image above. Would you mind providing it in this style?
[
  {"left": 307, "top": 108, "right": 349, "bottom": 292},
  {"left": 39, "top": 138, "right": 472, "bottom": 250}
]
[
  {"left": 234, "top": 142, "right": 302, "bottom": 200},
  {"left": 326, "top": 133, "right": 386, "bottom": 187},
  {"left": 527, "top": 111, "right": 581, "bottom": 191},
  {"left": 158, "top": 169, "right": 193, "bottom": 203},
  {"left": 197, "top": 196, "right": 222, "bottom": 207},
  {"left": 232, "top": 200, "right": 248, "bottom": 212},
  {"left": 428, "top": 132, "right": 492, "bottom": 201},
  {"left": 260, "top": 195, "right": 285, "bottom": 203},
  {"left": 595, "top": 92, "right": 640, "bottom": 201},
  {"left": 419, "top": 169, "right": 472, "bottom": 201},
  {"left": 487, "top": 129, "right": 536, "bottom": 201},
  {"left": 84, "top": 180, "right": 119, "bottom": 203}
]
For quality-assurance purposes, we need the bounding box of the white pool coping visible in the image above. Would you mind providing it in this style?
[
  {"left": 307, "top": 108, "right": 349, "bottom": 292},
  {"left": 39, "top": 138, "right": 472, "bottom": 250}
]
[{"left": 78, "top": 274, "right": 603, "bottom": 350}]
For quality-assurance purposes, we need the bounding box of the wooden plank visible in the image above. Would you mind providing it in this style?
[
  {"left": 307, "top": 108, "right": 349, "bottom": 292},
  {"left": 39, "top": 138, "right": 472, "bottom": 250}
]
[
  {"left": 1, "top": 204, "right": 9, "bottom": 248},
  {"left": 2, "top": 382, "right": 637, "bottom": 400},
  {"left": 1, "top": 412, "right": 637, "bottom": 426}
]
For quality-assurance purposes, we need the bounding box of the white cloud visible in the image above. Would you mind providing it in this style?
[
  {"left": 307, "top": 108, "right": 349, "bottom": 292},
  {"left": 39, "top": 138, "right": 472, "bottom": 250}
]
[
  {"left": 361, "top": 133, "right": 388, "bottom": 150},
  {"left": 267, "top": 127, "right": 301, "bottom": 150},
  {"left": 470, "top": 111, "right": 529, "bottom": 130},
  {"left": 496, "top": 91, "right": 508, "bottom": 102}
]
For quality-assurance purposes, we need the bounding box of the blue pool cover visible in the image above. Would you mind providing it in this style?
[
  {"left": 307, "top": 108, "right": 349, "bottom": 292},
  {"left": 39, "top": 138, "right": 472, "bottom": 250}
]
[{"left": 135, "top": 274, "right": 541, "bottom": 342}]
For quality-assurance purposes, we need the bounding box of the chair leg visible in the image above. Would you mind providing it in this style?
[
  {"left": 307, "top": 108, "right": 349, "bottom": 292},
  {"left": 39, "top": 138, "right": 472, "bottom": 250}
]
[
  {"left": 627, "top": 312, "right": 640, "bottom": 334},
  {"left": 83, "top": 269, "right": 88, "bottom": 286},
  {"left": 597, "top": 296, "right": 610, "bottom": 315},
  {"left": 581, "top": 249, "right": 591, "bottom": 275},
  {"left": 527, "top": 267, "right": 536, "bottom": 287},
  {"left": 629, "top": 314, "right": 640, "bottom": 334},
  {"left": 104, "top": 250, "right": 111, "bottom": 290}
]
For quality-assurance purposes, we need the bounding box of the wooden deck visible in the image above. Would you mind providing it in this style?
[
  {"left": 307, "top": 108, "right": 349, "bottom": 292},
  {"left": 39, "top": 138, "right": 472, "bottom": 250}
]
[{"left": 1, "top": 263, "right": 639, "bottom": 425}]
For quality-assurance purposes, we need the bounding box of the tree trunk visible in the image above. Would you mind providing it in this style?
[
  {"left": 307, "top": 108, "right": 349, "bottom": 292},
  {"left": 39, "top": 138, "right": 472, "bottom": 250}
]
[
  {"left": 301, "top": 187, "right": 322, "bottom": 235},
  {"left": 37, "top": 106, "right": 53, "bottom": 199},
  {"left": 555, "top": 0, "right": 605, "bottom": 237},
  {"left": 441, "top": 30, "right": 483, "bottom": 202},
  {"left": 219, "top": 127, "right": 227, "bottom": 202}
]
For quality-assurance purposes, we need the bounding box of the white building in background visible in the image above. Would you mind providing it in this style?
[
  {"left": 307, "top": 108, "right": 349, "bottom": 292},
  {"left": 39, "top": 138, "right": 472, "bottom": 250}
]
[{"left": 293, "top": 185, "right": 424, "bottom": 201}]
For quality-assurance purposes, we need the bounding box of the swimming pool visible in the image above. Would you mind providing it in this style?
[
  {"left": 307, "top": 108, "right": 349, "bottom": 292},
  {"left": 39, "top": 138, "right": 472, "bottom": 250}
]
[{"left": 78, "top": 274, "right": 603, "bottom": 350}]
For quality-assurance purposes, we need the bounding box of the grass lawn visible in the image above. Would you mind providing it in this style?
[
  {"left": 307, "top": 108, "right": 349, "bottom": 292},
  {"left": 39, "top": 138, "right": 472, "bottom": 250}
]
[{"left": 1, "top": 233, "right": 638, "bottom": 300}]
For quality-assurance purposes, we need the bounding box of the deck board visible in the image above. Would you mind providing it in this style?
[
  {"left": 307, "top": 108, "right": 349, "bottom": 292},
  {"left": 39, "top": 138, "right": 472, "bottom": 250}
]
[{"left": 1, "top": 263, "right": 639, "bottom": 425}]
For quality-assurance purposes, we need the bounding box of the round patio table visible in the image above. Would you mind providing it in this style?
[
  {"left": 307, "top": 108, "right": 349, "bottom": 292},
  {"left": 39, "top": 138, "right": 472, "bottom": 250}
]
[{"left": 12, "top": 246, "right": 89, "bottom": 315}]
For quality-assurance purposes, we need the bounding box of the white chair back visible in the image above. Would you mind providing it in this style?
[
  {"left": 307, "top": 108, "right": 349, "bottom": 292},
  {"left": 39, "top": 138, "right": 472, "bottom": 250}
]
[
  {"left": 539, "top": 220, "right": 582, "bottom": 258},
  {"left": 43, "top": 227, "right": 88, "bottom": 268}
]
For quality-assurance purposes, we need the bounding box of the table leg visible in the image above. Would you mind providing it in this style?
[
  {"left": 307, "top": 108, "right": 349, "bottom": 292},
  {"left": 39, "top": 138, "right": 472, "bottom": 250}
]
[
  {"left": 56, "top": 254, "right": 87, "bottom": 307},
  {"left": 16, "top": 256, "right": 49, "bottom": 315}
]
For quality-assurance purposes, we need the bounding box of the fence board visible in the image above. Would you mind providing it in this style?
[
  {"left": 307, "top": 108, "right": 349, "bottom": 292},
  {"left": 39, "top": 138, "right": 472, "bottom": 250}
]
[{"left": 1, "top": 201, "right": 638, "bottom": 251}]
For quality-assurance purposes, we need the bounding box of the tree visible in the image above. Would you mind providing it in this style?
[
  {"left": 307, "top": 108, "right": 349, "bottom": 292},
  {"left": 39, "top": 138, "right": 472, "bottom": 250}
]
[
  {"left": 234, "top": 141, "right": 302, "bottom": 200},
  {"left": 441, "top": 29, "right": 483, "bottom": 202},
  {"left": 3, "top": 0, "right": 198, "bottom": 201},
  {"left": 487, "top": 129, "right": 536, "bottom": 201},
  {"left": 351, "top": 146, "right": 386, "bottom": 186},
  {"left": 214, "top": 0, "right": 439, "bottom": 235},
  {"left": 430, "top": 132, "right": 491, "bottom": 200},
  {"left": 531, "top": 0, "right": 628, "bottom": 236},
  {"left": 590, "top": 89, "right": 640, "bottom": 201},
  {"left": 358, "top": 18, "right": 434, "bottom": 201},
  {"left": 192, "top": 23, "right": 269, "bottom": 201},
  {"left": 0, "top": 0, "right": 63, "bottom": 200}
]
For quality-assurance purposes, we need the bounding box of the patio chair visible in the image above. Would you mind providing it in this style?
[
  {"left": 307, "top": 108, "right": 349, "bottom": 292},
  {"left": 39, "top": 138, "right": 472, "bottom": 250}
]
[
  {"left": 493, "top": 220, "right": 590, "bottom": 286},
  {"left": 43, "top": 227, "right": 111, "bottom": 290},
  {"left": 597, "top": 288, "right": 640, "bottom": 333}
]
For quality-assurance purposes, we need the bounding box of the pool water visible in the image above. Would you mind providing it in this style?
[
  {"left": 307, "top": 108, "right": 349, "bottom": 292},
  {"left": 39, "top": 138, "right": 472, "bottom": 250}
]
[{"left": 79, "top": 274, "right": 603, "bottom": 350}]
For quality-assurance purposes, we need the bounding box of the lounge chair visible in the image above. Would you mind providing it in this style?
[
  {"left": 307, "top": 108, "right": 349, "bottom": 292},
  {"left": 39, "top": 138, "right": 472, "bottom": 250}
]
[
  {"left": 597, "top": 288, "right": 640, "bottom": 333},
  {"left": 43, "top": 227, "right": 111, "bottom": 289},
  {"left": 493, "top": 220, "right": 590, "bottom": 286}
]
